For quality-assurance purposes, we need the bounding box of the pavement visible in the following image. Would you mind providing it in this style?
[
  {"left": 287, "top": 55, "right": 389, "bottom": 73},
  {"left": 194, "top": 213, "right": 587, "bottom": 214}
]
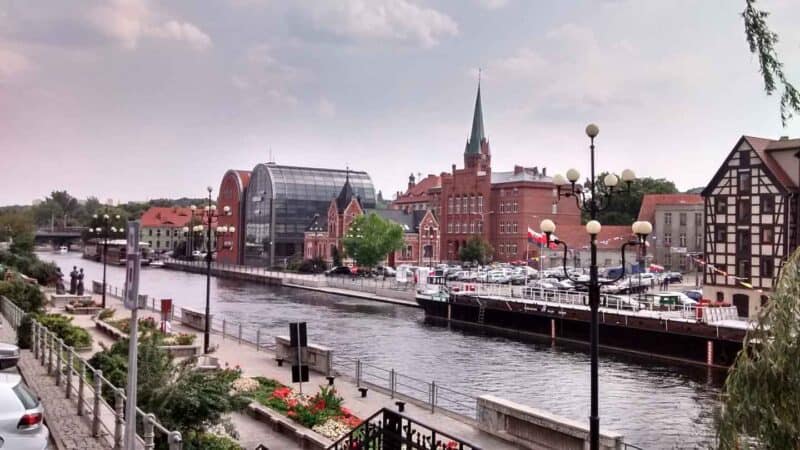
[
  {"left": 0, "top": 315, "right": 110, "bottom": 450},
  {"left": 77, "top": 291, "right": 519, "bottom": 450}
]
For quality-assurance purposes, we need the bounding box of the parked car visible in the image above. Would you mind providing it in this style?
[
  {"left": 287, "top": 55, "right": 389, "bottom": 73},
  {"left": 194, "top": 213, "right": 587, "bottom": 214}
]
[
  {"left": 661, "top": 272, "right": 683, "bottom": 283},
  {"left": 0, "top": 373, "right": 49, "bottom": 450},
  {"left": 683, "top": 289, "right": 703, "bottom": 301},
  {"left": 324, "top": 266, "right": 354, "bottom": 276},
  {"left": 0, "top": 343, "right": 19, "bottom": 370},
  {"left": 375, "top": 266, "right": 396, "bottom": 277}
]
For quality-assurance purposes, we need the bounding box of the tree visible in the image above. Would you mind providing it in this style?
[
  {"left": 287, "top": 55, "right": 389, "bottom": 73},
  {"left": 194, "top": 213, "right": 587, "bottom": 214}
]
[
  {"left": 716, "top": 248, "right": 800, "bottom": 448},
  {"left": 742, "top": 0, "right": 800, "bottom": 126},
  {"left": 331, "top": 246, "right": 342, "bottom": 267},
  {"left": 582, "top": 172, "right": 678, "bottom": 225},
  {"left": 342, "top": 213, "right": 405, "bottom": 268},
  {"left": 459, "top": 236, "right": 493, "bottom": 265}
]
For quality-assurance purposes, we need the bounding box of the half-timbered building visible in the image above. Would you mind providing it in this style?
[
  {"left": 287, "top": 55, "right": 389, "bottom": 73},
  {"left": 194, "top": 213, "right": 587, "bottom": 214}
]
[{"left": 702, "top": 135, "right": 800, "bottom": 318}]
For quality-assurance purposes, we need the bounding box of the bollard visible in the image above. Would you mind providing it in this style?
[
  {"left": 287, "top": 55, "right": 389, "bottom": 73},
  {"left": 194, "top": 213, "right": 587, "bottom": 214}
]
[
  {"left": 114, "top": 388, "right": 124, "bottom": 449},
  {"left": 390, "top": 369, "right": 395, "bottom": 398},
  {"left": 256, "top": 329, "right": 261, "bottom": 351},
  {"left": 238, "top": 323, "right": 242, "bottom": 344},
  {"left": 222, "top": 319, "right": 226, "bottom": 339},
  {"left": 430, "top": 381, "right": 436, "bottom": 413},
  {"left": 32, "top": 322, "right": 38, "bottom": 360},
  {"left": 356, "top": 359, "right": 362, "bottom": 387},
  {"left": 168, "top": 431, "right": 183, "bottom": 450},
  {"left": 92, "top": 370, "right": 103, "bottom": 437},
  {"left": 55, "top": 339, "right": 63, "bottom": 386},
  {"left": 65, "top": 347, "right": 73, "bottom": 399},
  {"left": 78, "top": 364, "right": 86, "bottom": 416},
  {"left": 47, "top": 333, "right": 54, "bottom": 375},
  {"left": 144, "top": 413, "right": 156, "bottom": 450}
]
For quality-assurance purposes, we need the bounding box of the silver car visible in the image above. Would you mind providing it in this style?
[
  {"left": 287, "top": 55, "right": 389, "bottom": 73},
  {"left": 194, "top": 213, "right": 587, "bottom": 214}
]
[
  {"left": 0, "top": 344, "right": 20, "bottom": 370},
  {"left": 0, "top": 373, "right": 50, "bottom": 450}
]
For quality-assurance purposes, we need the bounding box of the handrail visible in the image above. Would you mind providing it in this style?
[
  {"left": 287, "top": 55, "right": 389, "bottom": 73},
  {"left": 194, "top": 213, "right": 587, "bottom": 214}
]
[{"left": 0, "top": 296, "right": 183, "bottom": 449}]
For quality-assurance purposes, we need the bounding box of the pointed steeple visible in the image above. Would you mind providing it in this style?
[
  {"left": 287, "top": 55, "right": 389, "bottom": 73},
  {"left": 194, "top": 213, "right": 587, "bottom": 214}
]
[
  {"left": 336, "top": 168, "right": 356, "bottom": 210},
  {"left": 465, "top": 78, "right": 486, "bottom": 155}
]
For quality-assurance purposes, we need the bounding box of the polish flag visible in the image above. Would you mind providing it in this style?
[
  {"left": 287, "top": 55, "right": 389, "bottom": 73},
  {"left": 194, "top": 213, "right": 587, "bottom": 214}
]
[{"left": 528, "top": 227, "right": 558, "bottom": 248}]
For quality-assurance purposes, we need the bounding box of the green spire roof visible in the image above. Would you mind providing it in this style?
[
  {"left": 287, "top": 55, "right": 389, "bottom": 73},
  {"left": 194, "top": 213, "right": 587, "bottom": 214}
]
[{"left": 465, "top": 84, "right": 485, "bottom": 155}]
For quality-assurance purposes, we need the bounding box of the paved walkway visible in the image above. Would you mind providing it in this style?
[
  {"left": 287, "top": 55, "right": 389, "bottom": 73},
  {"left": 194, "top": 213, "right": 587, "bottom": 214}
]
[
  {"left": 0, "top": 315, "right": 110, "bottom": 450},
  {"left": 79, "top": 292, "right": 518, "bottom": 450}
]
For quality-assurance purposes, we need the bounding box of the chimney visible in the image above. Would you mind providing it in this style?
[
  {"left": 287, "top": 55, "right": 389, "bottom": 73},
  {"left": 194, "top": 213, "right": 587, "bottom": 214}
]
[
  {"left": 452, "top": 164, "right": 456, "bottom": 174},
  {"left": 542, "top": 167, "right": 547, "bottom": 177},
  {"left": 514, "top": 165, "right": 523, "bottom": 175},
  {"left": 408, "top": 173, "right": 416, "bottom": 190}
]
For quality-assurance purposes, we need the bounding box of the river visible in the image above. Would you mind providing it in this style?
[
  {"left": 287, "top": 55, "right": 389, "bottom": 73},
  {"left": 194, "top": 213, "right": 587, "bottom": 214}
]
[{"left": 41, "top": 251, "right": 724, "bottom": 449}]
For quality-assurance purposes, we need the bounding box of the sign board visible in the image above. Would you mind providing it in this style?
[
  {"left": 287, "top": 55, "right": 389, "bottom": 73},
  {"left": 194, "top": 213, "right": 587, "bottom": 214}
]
[
  {"left": 291, "top": 364, "right": 309, "bottom": 383},
  {"left": 289, "top": 322, "right": 307, "bottom": 348},
  {"left": 123, "top": 221, "right": 142, "bottom": 310},
  {"left": 289, "top": 322, "right": 309, "bottom": 388}
]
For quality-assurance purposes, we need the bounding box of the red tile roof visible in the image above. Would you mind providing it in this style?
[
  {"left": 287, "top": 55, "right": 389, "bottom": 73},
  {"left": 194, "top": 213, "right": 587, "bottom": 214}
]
[
  {"left": 637, "top": 194, "right": 703, "bottom": 222},
  {"left": 745, "top": 136, "right": 797, "bottom": 190},
  {"left": 140, "top": 207, "right": 207, "bottom": 228},
  {"left": 552, "top": 224, "right": 635, "bottom": 250},
  {"left": 393, "top": 174, "right": 441, "bottom": 205}
]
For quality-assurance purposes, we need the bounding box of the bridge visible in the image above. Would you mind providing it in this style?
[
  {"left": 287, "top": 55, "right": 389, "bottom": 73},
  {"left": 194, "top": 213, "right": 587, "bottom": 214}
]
[{"left": 34, "top": 227, "right": 85, "bottom": 249}]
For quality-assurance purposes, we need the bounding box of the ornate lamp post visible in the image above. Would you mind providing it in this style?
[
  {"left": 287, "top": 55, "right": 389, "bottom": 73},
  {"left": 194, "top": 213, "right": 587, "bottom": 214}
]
[
  {"left": 541, "top": 124, "right": 652, "bottom": 450},
  {"left": 201, "top": 186, "right": 233, "bottom": 354},
  {"left": 89, "top": 212, "right": 123, "bottom": 308}
]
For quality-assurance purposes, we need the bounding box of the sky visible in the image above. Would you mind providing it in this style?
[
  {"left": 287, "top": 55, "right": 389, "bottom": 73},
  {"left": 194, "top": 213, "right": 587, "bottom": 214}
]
[{"left": 2, "top": 0, "right": 800, "bottom": 206}]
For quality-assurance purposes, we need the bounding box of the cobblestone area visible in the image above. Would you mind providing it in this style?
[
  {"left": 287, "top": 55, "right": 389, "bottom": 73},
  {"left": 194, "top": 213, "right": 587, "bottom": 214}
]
[{"left": 1, "top": 317, "right": 110, "bottom": 450}]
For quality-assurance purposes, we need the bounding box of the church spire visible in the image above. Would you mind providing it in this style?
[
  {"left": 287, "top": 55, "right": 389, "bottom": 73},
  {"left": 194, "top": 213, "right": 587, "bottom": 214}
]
[{"left": 465, "top": 76, "right": 486, "bottom": 155}]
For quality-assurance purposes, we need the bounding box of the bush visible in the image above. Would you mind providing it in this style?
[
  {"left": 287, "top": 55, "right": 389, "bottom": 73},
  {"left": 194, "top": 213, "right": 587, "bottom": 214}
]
[
  {"left": 0, "top": 280, "right": 45, "bottom": 313},
  {"left": 298, "top": 257, "right": 327, "bottom": 274},
  {"left": 183, "top": 432, "right": 242, "bottom": 450},
  {"left": 98, "top": 308, "right": 115, "bottom": 321},
  {"left": 38, "top": 314, "right": 92, "bottom": 348},
  {"left": 17, "top": 314, "right": 33, "bottom": 349},
  {"left": 0, "top": 250, "right": 59, "bottom": 285},
  {"left": 174, "top": 333, "right": 196, "bottom": 345}
]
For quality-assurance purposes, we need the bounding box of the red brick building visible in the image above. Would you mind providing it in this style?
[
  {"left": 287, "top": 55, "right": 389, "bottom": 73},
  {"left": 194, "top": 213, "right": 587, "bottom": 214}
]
[
  {"left": 403, "top": 84, "right": 581, "bottom": 262},
  {"left": 304, "top": 174, "right": 441, "bottom": 267},
  {"left": 215, "top": 169, "right": 251, "bottom": 264}
]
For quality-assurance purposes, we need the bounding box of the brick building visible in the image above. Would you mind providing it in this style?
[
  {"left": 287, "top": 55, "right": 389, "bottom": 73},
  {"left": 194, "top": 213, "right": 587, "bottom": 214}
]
[
  {"left": 392, "top": 173, "right": 441, "bottom": 216},
  {"left": 139, "top": 206, "right": 216, "bottom": 254},
  {"left": 433, "top": 84, "right": 581, "bottom": 262},
  {"left": 304, "top": 174, "right": 440, "bottom": 267},
  {"left": 215, "top": 169, "right": 251, "bottom": 265}
]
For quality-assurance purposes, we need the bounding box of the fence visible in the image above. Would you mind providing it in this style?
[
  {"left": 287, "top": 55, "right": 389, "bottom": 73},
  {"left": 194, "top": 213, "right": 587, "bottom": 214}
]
[
  {"left": 97, "top": 281, "right": 479, "bottom": 420},
  {"left": 0, "top": 296, "right": 183, "bottom": 450}
]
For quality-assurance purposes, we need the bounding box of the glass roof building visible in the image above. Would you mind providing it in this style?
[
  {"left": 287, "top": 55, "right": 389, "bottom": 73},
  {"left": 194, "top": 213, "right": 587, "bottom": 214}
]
[{"left": 244, "top": 163, "right": 376, "bottom": 266}]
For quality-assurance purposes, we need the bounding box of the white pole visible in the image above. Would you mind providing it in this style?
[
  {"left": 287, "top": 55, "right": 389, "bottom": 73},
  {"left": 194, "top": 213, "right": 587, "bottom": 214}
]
[
  {"left": 539, "top": 242, "right": 544, "bottom": 300},
  {"left": 125, "top": 305, "right": 139, "bottom": 449}
]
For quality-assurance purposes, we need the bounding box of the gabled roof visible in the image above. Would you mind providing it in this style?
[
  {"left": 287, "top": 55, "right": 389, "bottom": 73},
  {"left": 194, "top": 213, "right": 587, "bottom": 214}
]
[
  {"left": 336, "top": 171, "right": 358, "bottom": 210},
  {"left": 637, "top": 194, "right": 702, "bottom": 222},
  {"left": 394, "top": 174, "right": 441, "bottom": 204},
  {"left": 702, "top": 135, "right": 798, "bottom": 196},
  {"left": 369, "top": 209, "right": 435, "bottom": 234},
  {"left": 465, "top": 84, "right": 486, "bottom": 155},
  {"left": 305, "top": 214, "right": 326, "bottom": 232},
  {"left": 140, "top": 207, "right": 193, "bottom": 228}
]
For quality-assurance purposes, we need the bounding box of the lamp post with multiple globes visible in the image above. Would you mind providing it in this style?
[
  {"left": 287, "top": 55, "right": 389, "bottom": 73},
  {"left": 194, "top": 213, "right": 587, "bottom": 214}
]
[
  {"left": 540, "top": 124, "right": 652, "bottom": 450},
  {"left": 200, "top": 187, "right": 233, "bottom": 354},
  {"left": 89, "top": 212, "right": 123, "bottom": 308}
]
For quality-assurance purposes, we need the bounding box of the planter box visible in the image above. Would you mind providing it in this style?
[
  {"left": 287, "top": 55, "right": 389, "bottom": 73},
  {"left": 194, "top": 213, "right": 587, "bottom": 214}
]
[
  {"left": 65, "top": 304, "right": 102, "bottom": 315},
  {"left": 159, "top": 344, "right": 199, "bottom": 358},
  {"left": 180, "top": 307, "right": 211, "bottom": 331},
  {"left": 95, "top": 319, "right": 127, "bottom": 340},
  {"left": 49, "top": 294, "right": 92, "bottom": 308},
  {"left": 247, "top": 402, "right": 331, "bottom": 450}
]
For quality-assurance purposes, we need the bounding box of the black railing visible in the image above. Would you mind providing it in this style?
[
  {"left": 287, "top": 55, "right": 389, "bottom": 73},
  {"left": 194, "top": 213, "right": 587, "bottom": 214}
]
[{"left": 328, "top": 408, "right": 482, "bottom": 450}]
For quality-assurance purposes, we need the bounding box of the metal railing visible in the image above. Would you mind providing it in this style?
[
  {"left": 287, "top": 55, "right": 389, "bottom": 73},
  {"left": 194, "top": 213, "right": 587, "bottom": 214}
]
[{"left": 0, "top": 297, "right": 183, "bottom": 450}]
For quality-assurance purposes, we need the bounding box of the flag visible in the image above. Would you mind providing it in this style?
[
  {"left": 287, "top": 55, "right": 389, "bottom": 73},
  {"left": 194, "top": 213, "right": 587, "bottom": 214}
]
[{"left": 528, "top": 227, "right": 559, "bottom": 249}]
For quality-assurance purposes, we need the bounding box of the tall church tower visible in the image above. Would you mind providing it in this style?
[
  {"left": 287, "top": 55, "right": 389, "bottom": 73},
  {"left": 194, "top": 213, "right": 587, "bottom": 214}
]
[{"left": 464, "top": 82, "right": 491, "bottom": 172}]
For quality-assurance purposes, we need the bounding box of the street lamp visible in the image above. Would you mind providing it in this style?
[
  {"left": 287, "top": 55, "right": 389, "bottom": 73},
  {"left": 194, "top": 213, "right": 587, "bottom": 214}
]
[
  {"left": 90, "top": 212, "right": 123, "bottom": 308},
  {"left": 201, "top": 187, "right": 232, "bottom": 354},
  {"left": 542, "top": 124, "right": 651, "bottom": 450}
]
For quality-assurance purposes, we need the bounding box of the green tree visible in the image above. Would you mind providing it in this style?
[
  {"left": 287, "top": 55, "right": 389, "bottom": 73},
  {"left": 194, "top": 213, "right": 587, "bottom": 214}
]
[
  {"left": 742, "top": 0, "right": 799, "bottom": 126},
  {"left": 583, "top": 172, "right": 678, "bottom": 225},
  {"left": 459, "top": 236, "right": 493, "bottom": 265},
  {"left": 716, "top": 248, "right": 800, "bottom": 448},
  {"left": 342, "top": 213, "right": 405, "bottom": 268}
]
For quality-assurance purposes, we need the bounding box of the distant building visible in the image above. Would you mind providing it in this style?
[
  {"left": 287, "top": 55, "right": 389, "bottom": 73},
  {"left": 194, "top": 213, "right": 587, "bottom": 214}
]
[
  {"left": 702, "top": 135, "right": 800, "bottom": 318},
  {"left": 392, "top": 173, "right": 442, "bottom": 215},
  {"left": 540, "top": 225, "right": 640, "bottom": 270},
  {"left": 637, "top": 194, "right": 704, "bottom": 271},
  {"left": 242, "top": 164, "right": 376, "bottom": 267},
  {"left": 303, "top": 174, "right": 440, "bottom": 267},
  {"left": 140, "top": 207, "right": 193, "bottom": 253},
  {"left": 215, "top": 170, "right": 251, "bottom": 265}
]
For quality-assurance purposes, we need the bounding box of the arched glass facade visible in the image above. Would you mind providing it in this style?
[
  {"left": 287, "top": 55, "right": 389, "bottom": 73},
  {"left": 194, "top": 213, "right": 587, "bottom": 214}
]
[{"left": 244, "top": 164, "right": 375, "bottom": 266}]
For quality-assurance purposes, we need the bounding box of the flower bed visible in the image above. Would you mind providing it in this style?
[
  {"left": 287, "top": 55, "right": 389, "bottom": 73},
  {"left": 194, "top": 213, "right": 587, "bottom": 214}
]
[{"left": 239, "top": 376, "right": 361, "bottom": 440}]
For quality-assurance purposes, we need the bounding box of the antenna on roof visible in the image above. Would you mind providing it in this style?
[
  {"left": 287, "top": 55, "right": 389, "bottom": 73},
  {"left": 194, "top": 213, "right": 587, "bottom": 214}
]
[
  {"left": 478, "top": 67, "right": 481, "bottom": 87},
  {"left": 268, "top": 146, "right": 275, "bottom": 164}
]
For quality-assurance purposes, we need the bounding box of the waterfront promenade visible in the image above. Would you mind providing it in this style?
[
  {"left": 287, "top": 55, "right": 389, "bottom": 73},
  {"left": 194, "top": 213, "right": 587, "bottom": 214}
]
[{"left": 70, "top": 289, "right": 519, "bottom": 449}]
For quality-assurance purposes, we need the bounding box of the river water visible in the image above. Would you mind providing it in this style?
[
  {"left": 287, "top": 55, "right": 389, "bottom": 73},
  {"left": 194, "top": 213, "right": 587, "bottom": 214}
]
[{"left": 42, "top": 251, "right": 723, "bottom": 449}]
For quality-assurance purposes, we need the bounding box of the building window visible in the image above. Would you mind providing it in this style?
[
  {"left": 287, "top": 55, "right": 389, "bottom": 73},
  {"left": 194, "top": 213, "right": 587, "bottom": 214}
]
[
  {"left": 477, "top": 221, "right": 483, "bottom": 233},
  {"left": 513, "top": 201, "right": 518, "bottom": 213},
  {"left": 739, "top": 149, "right": 750, "bottom": 167},
  {"left": 455, "top": 223, "right": 460, "bottom": 234},
  {"left": 736, "top": 229, "right": 751, "bottom": 253},
  {"left": 448, "top": 197, "right": 454, "bottom": 214},
  {"left": 156, "top": 241, "right": 161, "bottom": 248},
  {"left": 761, "top": 195, "right": 775, "bottom": 214},
  {"left": 470, "top": 196, "right": 475, "bottom": 213},
  {"left": 455, "top": 196, "right": 460, "bottom": 214},
  {"left": 760, "top": 256, "right": 774, "bottom": 278},
  {"left": 715, "top": 226, "right": 725, "bottom": 243},
  {"left": 695, "top": 213, "right": 702, "bottom": 226},
  {"left": 695, "top": 234, "right": 702, "bottom": 247},
  {"left": 762, "top": 226, "right": 774, "bottom": 244},
  {"left": 737, "top": 259, "right": 751, "bottom": 279},
  {"left": 478, "top": 196, "right": 483, "bottom": 213},
  {"left": 664, "top": 213, "right": 672, "bottom": 225},
  {"left": 679, "top": 213, "right": 687, "bottom": 226},
  {"left": 462, "top": 197, "right": 468, "bottom": 213},
  {"left": 737, "top": 198, "right": 751, "bottom": 224},
  {"left": 447, "top": 222, "right": 453, "bottom": 233},
  {"left": 470, "top": 222, "right": 475, "bottom": 234},
  {"left": 738, "top": 171, "right": 751, "bottom": 194},
  {"left": 664, "top": 233, "right": 672, "bottom": 246},
  {"left": 500, "top": 223, "right": 505, "bottom": 234},
  {"left": 499, "top": 202, "right": 505, "bottom": 214},
  {"left": 148, "top": 229, "right": 153, "bottom": 236},
  {"left": 715, "top": 197, "right": 726, "bottom": 214},
  {"left": 513, "top": 223, "right": 518, "bottom": 233},
  {"left": 679, "top": 233, "right": 686, "bottom": 247}
]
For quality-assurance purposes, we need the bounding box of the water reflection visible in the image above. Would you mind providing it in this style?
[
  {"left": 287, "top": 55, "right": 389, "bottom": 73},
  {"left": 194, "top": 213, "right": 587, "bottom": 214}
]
[{"left": 40, "top": 252, "right": 723, "bottom": 449}]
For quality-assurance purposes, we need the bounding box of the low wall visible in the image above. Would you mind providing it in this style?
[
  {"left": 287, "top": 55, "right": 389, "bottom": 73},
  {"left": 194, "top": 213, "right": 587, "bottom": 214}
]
[
  {"left": 49, "top": 294, "right": 92, "bottom": 308},
  {"left": 477, "top": 395, "right": 623, "bottom": 450},
  {"left": 180, "top": 307, "right": 211, "bottom": 331},
  {"left": 275, "top": 336, "right": 333, "bottom": 376}
]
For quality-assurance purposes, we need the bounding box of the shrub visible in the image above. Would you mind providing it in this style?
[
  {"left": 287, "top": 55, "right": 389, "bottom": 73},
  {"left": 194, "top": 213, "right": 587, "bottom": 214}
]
[
  {"left": 0, "top": 280, "right": 45, "bottom": 313},
  {"left": 97, "top": 308, "right": 115, "bottom": 321},
  {"left": 38, "top": 314, "right": 92, "bottom": 348},
  {"left": 298, "top": 257, "right": 327, "bottom": 274},
  {"left": 17, "top": 314, "right": 33, "bottom": 349},
  {"left": 183, "top": 431, "right": 242, "bottom": 450},
  {"left": 174, "top": 333, "right": 196, "bottom": 345}
]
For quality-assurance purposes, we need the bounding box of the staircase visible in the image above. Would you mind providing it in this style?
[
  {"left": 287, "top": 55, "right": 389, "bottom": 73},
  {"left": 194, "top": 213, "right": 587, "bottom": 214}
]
[{"left": 477, "top": 301, "right": 486, "bottom": 324}]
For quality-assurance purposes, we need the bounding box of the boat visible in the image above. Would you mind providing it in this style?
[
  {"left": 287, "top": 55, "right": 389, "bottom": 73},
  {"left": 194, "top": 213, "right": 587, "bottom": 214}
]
[
  {"left": 57, "top": 246, "right": 68, "bottom": 254},
  {"left": 149, "top": 260, "right": 165, "bottom": 269}
]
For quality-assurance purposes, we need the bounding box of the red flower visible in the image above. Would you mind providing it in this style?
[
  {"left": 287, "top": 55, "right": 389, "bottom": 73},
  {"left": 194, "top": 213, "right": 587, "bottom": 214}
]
[
  {"left": 340, "top": 407, "right": 352, "bottom": 417},
  {"left": 272, "top": 387, "right": 292, "bottom": 399},
  {"left": 286, "top": 398, "right": 298, "bottom": 408},
  {"left": 313, "top": 399, "right": 326, "bottom": 411},
  {"left": 446, "top": 442, "right": 459, "bottom": 450},
  {"left": 287, "top": 410, "right": 297, "bottom": 418}
]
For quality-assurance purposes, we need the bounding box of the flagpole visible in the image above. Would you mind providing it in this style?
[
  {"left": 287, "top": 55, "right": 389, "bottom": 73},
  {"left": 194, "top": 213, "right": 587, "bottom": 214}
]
[
  {"left": 525, "top": 241, "right": 529, "bottom": 289},
  {"left": 539, "top": 241, "right": 544, "bottom": 300}
]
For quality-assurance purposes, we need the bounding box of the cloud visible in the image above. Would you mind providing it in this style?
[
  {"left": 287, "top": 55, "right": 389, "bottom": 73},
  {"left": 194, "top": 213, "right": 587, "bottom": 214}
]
[
  {"left": 475, "top": 0, "right": 509, "bottom": 10},
  {"left": 290, "top": 0, "right": 458, "bottom": 48},
  {"left": 89, "top": 0, "right": 211, "bottom": 50},
  {"left": 318, "top": 97, "right": 336, "bottom": 117},
  {"left": 231, "top": 44, "right": 305, "bottom": 108},
  {"left": 0, "top": 46, "right": 31, "bottom": 81}
]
